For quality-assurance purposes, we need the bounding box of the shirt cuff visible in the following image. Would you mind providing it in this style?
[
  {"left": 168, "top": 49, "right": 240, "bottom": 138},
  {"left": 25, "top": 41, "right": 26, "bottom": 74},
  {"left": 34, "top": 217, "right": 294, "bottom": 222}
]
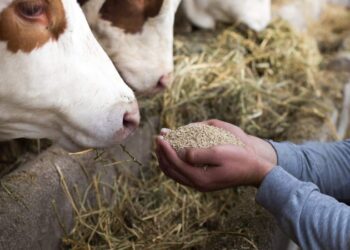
[{"left": 267, "top": 141, "right": 302, "bottom": 178}]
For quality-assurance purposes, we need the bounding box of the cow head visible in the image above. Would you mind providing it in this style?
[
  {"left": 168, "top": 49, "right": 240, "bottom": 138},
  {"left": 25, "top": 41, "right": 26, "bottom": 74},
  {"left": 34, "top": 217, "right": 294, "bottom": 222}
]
[
  {"left": 81, "top": 0, "right": 181, "bottom": 94},
  {"left": 0, "top": 0, "right": 140, "bottom": 151}
]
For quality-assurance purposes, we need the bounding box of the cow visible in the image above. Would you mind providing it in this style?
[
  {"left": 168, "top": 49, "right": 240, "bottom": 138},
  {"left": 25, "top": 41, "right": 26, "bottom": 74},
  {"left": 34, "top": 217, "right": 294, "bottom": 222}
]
[
  {"left": 180, "top": 0, "right": 272, "bottom": 32},
  {"left": 79, "top": 0, "right": 182, "bottom": 94},
  {"left": 0, "top": 0, "right": 140, "bottom": 151}
]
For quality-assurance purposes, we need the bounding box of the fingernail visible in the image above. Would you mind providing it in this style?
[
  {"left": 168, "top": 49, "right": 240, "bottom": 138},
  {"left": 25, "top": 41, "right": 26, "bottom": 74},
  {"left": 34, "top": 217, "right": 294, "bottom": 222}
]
[
  {"left": 158, "top": 135, "right": 164, "bottom": 140},
  {"left": 161, "top": 128, "right": 171, "bottom": 135}
]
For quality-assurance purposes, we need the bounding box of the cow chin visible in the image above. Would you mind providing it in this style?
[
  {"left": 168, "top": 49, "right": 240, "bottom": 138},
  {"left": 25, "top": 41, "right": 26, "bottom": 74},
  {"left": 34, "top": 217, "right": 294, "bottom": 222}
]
[
  {"left": 61, "top": 117, "right": 137, "bottom": 152},
  {"left": 56, "top": 126, "right": 134, "bottom": 153},
  {"left": 0, "top": 118, "right": 130, "bottom": 153}
]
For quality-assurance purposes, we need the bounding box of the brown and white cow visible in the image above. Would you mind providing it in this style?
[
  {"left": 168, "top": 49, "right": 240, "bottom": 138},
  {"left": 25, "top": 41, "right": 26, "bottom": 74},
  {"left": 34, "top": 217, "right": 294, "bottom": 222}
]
[
  {"left": 79, "top": 0, "right": 181, "bottom": 94},
  {"left": 0, "top": 0, "right": 140, "bottom": 151}
]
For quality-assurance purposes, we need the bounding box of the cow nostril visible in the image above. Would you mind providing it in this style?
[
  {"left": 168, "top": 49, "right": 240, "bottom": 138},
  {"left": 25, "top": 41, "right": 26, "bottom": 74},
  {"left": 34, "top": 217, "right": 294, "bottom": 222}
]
[
  {"left": 123, "top": 110, "right": 140, "bottom": 132},
  {"left": 156, "top": 73, "right": 173, "bottom": 90}
]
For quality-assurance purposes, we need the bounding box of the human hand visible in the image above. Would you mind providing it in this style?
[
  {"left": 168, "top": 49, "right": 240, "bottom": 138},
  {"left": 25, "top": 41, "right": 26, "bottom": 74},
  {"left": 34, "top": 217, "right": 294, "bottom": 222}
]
[{"left": 155, "top": 120, "right": 277, "bottom": 191}]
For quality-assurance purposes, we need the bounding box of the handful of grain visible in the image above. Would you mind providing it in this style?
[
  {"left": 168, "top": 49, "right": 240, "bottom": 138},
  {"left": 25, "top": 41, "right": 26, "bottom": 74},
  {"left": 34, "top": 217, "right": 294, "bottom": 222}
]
[{"left": 164, "top": 124, "right": 244, "bottom": 151}]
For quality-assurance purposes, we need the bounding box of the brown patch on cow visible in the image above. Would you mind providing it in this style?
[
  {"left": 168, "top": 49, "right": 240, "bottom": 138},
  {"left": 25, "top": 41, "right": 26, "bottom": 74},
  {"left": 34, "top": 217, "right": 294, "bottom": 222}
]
[
  {"left": 100, "top": 0, "right": 164, "bottom": 33},
  {"left": 0, "top": 0, "right": 67, "bottom": 53}
]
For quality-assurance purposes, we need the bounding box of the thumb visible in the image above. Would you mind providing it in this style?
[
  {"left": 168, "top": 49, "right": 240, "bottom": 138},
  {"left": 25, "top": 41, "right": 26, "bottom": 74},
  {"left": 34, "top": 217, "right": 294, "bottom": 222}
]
[
  {"left": 180, "top": 147, "right": 222, "bottom": 166},
  {"left": 181, "top": 145, "right": 246, "bottom": 166}
]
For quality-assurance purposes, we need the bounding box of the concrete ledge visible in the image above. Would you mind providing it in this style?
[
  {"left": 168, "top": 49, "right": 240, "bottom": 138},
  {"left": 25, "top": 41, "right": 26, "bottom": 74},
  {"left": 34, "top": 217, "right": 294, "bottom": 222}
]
[
  {"left": 0, "top": 119, "right": 158, "bottom": 250},
  {"left": 0, "top": 147, "right": 103, "bottom": 249}
]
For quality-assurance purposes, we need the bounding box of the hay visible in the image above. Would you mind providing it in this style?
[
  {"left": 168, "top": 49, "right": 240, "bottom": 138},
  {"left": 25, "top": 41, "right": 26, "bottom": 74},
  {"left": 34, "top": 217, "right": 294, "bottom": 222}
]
[
  {"left": 141, "top": 19, "right": 331, "bottom": 141},
  {"left": 62, "top": 151, "right": 268, "bottom": 250}
]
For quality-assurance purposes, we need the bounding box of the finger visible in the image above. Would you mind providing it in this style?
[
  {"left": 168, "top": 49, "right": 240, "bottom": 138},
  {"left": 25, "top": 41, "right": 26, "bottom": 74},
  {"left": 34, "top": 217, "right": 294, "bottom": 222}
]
[
  {"left": 157, "top": 151, "right": 194, "bottom": 187},
  {"left": 156, "top": 137, "right": 194, "bottom": 187},
  {"left": 158, "top": 137, "right": 209, "bottom": 185},
  {"left": 209, "top": 120, "right": 236, "bottom": 132},
  {"left": 200, "top": 119, "right": 227, "bottom": 127},
  {"left": 160, "top": 128, "right": 171, "bottom": 136},
  {"left": 184, "top": 144, "right": 245, "bottom": 166},
  {"left": 201, "top": 120, "right": 248, "bottom": 145},
  {"left": 181, "top": 147, "right": 222, "bottom": 165}
]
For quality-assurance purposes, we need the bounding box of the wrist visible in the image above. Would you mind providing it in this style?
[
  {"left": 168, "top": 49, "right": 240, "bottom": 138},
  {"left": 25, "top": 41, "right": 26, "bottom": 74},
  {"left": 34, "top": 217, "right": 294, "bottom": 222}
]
[
  {"left": 254, "top": 157, "right": 275, "bottom": 187},
  {"left": 248, "top": 135, "right": 277, "bottom": 166}
]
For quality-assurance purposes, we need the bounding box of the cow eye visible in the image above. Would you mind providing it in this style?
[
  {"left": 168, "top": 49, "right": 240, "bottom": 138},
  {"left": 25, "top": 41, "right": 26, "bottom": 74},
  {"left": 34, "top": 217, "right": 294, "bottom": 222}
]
[{"left": 16, "top": 1, "right": 46, "bottom": 20}]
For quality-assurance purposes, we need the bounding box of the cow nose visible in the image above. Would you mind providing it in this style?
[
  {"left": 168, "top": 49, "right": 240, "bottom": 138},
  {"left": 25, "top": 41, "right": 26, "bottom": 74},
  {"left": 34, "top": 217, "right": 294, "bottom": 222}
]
[
  {"left": 123, "top": 101, "right": 140, "bottom": 132},
  {"left": 156, "top": 73, "right": 173, "bottom": 90}
]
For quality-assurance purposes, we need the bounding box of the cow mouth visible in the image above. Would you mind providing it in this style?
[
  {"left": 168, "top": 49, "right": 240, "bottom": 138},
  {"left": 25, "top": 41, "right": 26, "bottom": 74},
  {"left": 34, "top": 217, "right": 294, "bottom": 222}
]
[
  {"left": 58, "top": 127, "right": 131, "bottom": 153},
  {"left": 115, "top": 124, "right": 137, "bottom": 142}
]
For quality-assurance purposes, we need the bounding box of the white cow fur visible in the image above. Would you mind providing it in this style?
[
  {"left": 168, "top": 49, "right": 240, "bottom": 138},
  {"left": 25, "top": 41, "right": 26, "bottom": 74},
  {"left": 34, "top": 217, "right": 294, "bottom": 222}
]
[
  {"left": 181, "top": 0, "right": 272, "bottom": 32},
  {"left": 82, "top": 0, "right": 182, "bottom": 93},
  {"left": 0, "top": 0, "right": 139, "bottom": 151},
  {"left": 275, "top": 0, "right": 326, "bottom": 32}
]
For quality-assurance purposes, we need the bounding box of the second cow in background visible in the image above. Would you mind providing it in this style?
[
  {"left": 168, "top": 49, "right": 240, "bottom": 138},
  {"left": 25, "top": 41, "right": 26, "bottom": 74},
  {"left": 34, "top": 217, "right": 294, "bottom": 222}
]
[
  {"left": 181, "top": 0, "right": 272, "bottom": 32},
  {"left": 79, "top": 0, "right": 181, "bottom": 94}
]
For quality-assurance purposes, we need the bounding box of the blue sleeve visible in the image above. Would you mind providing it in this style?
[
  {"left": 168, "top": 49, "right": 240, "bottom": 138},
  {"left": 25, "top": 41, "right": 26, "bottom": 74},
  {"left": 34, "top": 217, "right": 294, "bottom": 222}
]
[
  {"left": 256, "top": 167, "right": 350, "bottom": 250},
  {"left": 269, "top": 140, "right": 350, "bottom": 202}
]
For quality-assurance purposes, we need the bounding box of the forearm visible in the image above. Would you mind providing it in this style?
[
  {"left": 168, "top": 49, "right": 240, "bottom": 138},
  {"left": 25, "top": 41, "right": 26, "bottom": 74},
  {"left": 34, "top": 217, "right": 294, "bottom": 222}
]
[
  {"left": 256, "top": 167, "right": 350, "bottom": 249},
  {"left": 269, "top": 140, "right": 350, "bottom": 201}
]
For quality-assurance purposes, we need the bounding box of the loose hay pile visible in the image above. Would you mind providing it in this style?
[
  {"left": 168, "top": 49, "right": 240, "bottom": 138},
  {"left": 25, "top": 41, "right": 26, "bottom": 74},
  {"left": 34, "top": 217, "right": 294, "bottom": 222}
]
[
  {"left": 141, "top": 19, "right": 339, "bottom": 141},
  {"left": 165, "top": 124, "right": 244, "bottom": 151},
  {"left": 62, "top": 17, "right": 345, "bottom": 249},
  {"left": 63, "top": 151, "right": 268, "bottom": 250}
]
